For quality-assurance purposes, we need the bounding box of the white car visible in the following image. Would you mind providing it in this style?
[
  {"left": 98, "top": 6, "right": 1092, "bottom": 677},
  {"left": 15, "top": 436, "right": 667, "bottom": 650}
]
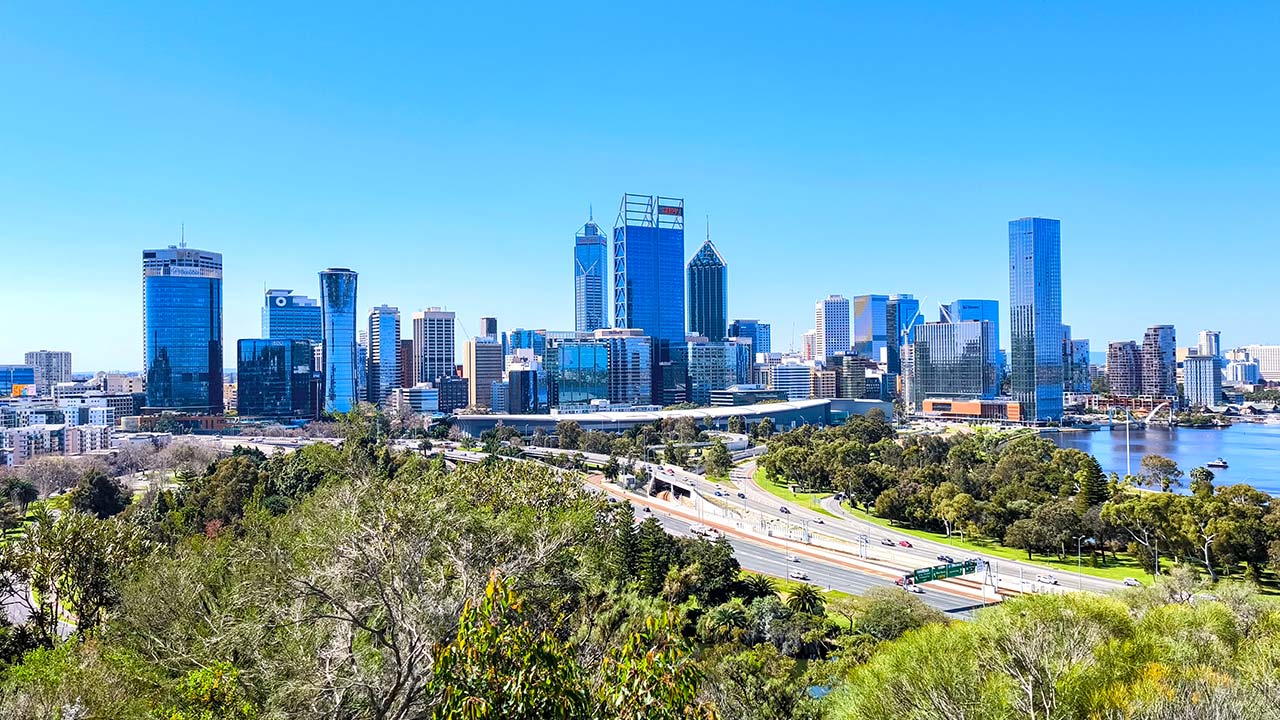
[
  {"left": 1036, "top": 574, "right": 1059, "bottom": 585},
  {"left": 1123, "top": 577, "right": 1142, "bottom": 587},
  {"left": 788, "top": 570, "right": 809, "bottom": 580},
  {"left": 785, "top": 554, "right": 800, "bottom": 563}
]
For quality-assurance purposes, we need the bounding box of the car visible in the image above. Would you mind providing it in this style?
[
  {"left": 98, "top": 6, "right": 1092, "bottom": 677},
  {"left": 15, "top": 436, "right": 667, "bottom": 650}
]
[
  {"left": 642, "top": 507, "right": 651, "bottom": 513},
  {"left": 779, "top": 506, "right": 791, "bottom": 514},
  {"left": 714, "top": 490, "right": 723, "bottom": 497},
  {"left": 1123, "top": 577, "right": 1142, "bottom": 587},
  {"left": 736, "top": 492, "right": 746, "bottom": 499},
  {"left": 880, "top": 538, "right": 896, "bottom": 547},
  {"left": 788, "top": 570, "right": 809, "bottom": 580},
  {"left": 907, "top": 585, "right": 925, "bottom": 594},
  {"left": 857, "top": 534, "right": 870, "bottom": 543},
  {"left": 937, "top": 554, "right": 955, "bottom": 564},
  {"left": 1036, "top": 574, "right": 1059, "bottom": 585},
  {"left": 812, "top": 518, "right": 824, "bottom": 524},
  {"left": 898, "top": 540, "right": 913, "bottom": 548},
  {"left": 785, "top": 554, "right": 800, "bottom": 563}
]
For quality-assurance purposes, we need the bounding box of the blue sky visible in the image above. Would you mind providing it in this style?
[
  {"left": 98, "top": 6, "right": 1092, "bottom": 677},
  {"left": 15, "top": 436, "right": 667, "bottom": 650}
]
[{"left": 2, "top": 3, "right": 1277, "bottom": 371}]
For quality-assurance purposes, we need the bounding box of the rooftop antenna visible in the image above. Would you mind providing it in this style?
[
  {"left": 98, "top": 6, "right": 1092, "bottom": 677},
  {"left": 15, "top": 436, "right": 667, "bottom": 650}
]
[
  {"left": 179, "top": 223, "right": 186, "bottom": 248},
  {"left": 589, "top": 204, "right": 593, "bottom": 222},
  {"left": 706, "top": 214, "right": 710, "bottom": 242}
]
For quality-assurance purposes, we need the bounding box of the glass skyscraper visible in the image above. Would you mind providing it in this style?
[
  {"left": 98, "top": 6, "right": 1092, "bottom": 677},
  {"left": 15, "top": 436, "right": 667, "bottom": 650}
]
[
  {"left": 262, "top": 289, "right": 323, "bottom": 344},
  {"left": 142, "top": 246, "right": 224, "bottom": 413},
  {"left": 574, "top": 217, "right": 609, "bottom": 333},
  {"left": 815, "top": 295, "right": 850, "bottom": 364},
  {"left": 686, "top": 238, "right": 728, "bottom": 341},
  {"left": 1008, "top": 218, "right": 1063, "bottom": 422},
  {"left": 613, "top": 193, "right": 686, "bottom": 404},
  {"left": 942, "top": 299, "right": 1001, "bottom": 387},
  {"left": 907, "top": 320, "right": 997, "bottom": 408},
  {"left": 236, "top": 339, "right": 315, "bottom": 419},
  {"left": 367, "top": 305, "right": 401, "bottom": 407},
  {"left": 319, "top": 268, "right": 358, "bottom": 414},
  {"left": 549, "top": 339, "right": 609, "bottom": 409},
  {"left": 687, "top": 339, "right": 752, "bottom": 405},
  {"left": 728, "top": 319, "right": 771, "bottom": 355},
  {"left": 0, "top": 365, "right": 37, "bottom": 398},
  {"left": 852, "top": 294, "right": 889, "bottom": 362},
  {"left": 885, "top": 294, "right": 920, "bottom": 375}
]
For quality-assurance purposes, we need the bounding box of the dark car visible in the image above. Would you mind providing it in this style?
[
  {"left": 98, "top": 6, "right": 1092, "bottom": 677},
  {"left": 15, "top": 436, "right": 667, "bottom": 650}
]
[
  {"left": 736, "top": 492, "right": 746, "bottom": 499},
  {"left": 937, "top": 554, "right": 955, "bottom": 564},
  {"left": 779, "top": 506, "right": 791, "bottom": 514}
]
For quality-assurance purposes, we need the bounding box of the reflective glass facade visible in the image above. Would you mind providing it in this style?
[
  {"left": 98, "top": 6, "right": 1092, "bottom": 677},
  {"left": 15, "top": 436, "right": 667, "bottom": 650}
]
[
  {"left": 602, "top": 334, "right": 653, "bottom": 406},
  {"left": 552, "top": 340, "right": 609, "bottom": 409},
  {"left": 142, "top": 247, "right": 223, "bottom": 413},
  {"left": 852, "top": 294, "right": 888, "bottom": 361},
  {"left": 613, "top": 194, "right": 686, "bottom": 404},
  {"left": 574, "top": 220, "right": 609, "bottom": 332},
  {"left": 1008, "top": 218, "right": 1063, "bottom": 421},
  {"left": 320, "top": 268, "right": 358, "bottom": 414},
  {"left": 728, "top": 319, "right": 771, "bottom": 355},
  {"left": 507, "top": 328, "right": 548, "bottom": 358},
  {"left": 943, "top": 299, "right": 1001, "bottom": 387},
  {"left": 506, "top": 369, "right": 539, "bottom": 414},
  {"left": 686, "top": 239, "right": 728, "bottom": 341},
  {"left": 885, "top": 294, "right": 920, "bottom": 375},
  {"left": 908, "top": 320, "right": 996, "bottom": 408},
  {"left": 687, "top": 340, "right": 752, "bottom": 405},
  {"left": 236, "top": 339, "right": 315, "bottom": 418},
  {"left": 0, "top": 365, "right": 37, "bottom": 397},
  {"left": 262, "top": 289, "right": 322, "bottom": 343},
  {"left": 367, "top": 305, "right": 401, "bottom": 406}
]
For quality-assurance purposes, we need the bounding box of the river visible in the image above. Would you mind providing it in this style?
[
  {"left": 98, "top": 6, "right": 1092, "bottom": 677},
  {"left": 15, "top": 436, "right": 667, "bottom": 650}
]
[{"left": 1048, "top": 422, "right": 1280, "bottom": 495}]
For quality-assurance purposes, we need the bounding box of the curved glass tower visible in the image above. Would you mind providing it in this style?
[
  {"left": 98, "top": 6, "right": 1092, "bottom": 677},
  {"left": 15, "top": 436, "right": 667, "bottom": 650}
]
[
  {"left": 1008, "top": 217, "right": 1063, "bottom": 422},
  {"left": 319, "top": 268, "right": 358, "bottom": 414},
  {"left": 142, "top": 246, "right": 223, "bottom": 413},
  {"left": 686, "top": 238, "right": 727, "bottom": 341},
  {"left": 574, "top": 217, "right": 609, "bottom": 332}
]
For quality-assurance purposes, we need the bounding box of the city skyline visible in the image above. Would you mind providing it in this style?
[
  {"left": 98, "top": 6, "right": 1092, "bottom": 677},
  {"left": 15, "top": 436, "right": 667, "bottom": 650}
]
[{"left": 4, "top": 5, "right": 1279, "bottom": 370}]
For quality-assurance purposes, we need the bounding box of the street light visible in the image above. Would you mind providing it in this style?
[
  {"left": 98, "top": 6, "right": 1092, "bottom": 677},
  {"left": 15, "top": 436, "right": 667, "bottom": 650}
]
[{"left": 1073, "top": 535, "right": 1089, "bottom": 592}]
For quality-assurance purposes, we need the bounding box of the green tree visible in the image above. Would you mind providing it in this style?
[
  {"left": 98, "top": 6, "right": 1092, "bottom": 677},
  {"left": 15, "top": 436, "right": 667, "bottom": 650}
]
[
  {"left": 785, "top": 583, "right": 825, "bottom": 616},
  {"left": 702, "top": 440, "right": 732, "bottom": 478},
  {"left": 1139, "top": 453, "right": 1184, "bottom": 492},
  {"left": 740, "top": 573, "right": 778, "bottom": 600},
  {"left": 755, "top": 417, "right": 775, "bottom": 439},
  {"left": 853, "top": 587, "right": 945, "bottom": 641},
  {"left": 727, "top": 415, "right": 745, "bottom": 435},
  {"left": 635, "top": 517, "right": 679, "bottom": 597},
  {"left": 3, "top": 477, "right": 38, "bottom": 512},
  {"left": 162, "top": 662, "right": 259, "bottom": 720},
  {"left": 68, "top": 468, "right": 131, "bottom": 519},
  {"left": 556, "top": 420, "right": 584, "bottom": 450},
  {"left": 597, "top": 611, "right": 714, "bottom": 720},
  {"left": 701, "top": 644, "right": 805, "bottom": 720}
]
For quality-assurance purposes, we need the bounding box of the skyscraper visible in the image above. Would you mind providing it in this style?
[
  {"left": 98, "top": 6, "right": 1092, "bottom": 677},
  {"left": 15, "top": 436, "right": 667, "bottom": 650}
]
[
  {"left": 885, "top": 294, "right": 920, "bottom": 375},
  {"left": 727, "top": 319, "right": 771, "bottom": 355},
  {"left": 367, "top": 305, "right": 401, "bottom": 407},
  {"left": 1197, "top": 330, "right": 1221, "bottom": 358},
  {"left": 1107, "top": 341, "right": 1142, "bottom": 396},
  {"left": 480, "top": 316, "right": 498, "bottom": 342},
  {"left": 1184, "top": 354, "right": 1223, "bottom": 407},
  {"left": 1141, "top": 324, "right": 1177, "bottom": 398},
  {"left": 907, "top": 320, "right": 997, "bottom": 409},
  {"left": 852, "top": 294, "right": 888, "bottom": 362},
  {"left": 464, "top": 337, "right": 504, "bottom": 410},
  {"left": 319, "top": 268, "right": 358, "bottom": 414},
  {"left": 1008, "top": 217, "right": 1064, "bottom": 422},
  {"left": 814, "top": 295, "right": 850, "bottom": 364},
  {"left": 262, "top": 289, "right": 323, "bottom": 344},
  {"left": 22, "top": 350, "right": 72, "bottom": 395},
  {"left": 613, "top": 193, "right": 686, "bottom": 404},
  {"left": 143, "top": 246, "right": 223, "bottom": 413},
  {"left": 236, "top": 339, "right": 315, "bottom": 419},
  {"left": 942, "top": 299, "right": 1001, "bottom": 386},
  {"left": 574, "top": 216, "right": 609, "bottom": 333},
  {"left": 687, "top": 339, "right": 752, "bottom": 405},
  {"left": 686, "top": 237, "right": 728, "bottom": 342},
  {"left": 413, "top": 308, "right": 455, "bottom": 384}
]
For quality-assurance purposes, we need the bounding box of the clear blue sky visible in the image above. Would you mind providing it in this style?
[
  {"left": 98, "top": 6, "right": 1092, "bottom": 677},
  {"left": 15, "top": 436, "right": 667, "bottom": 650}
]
[{"left": 3, "top": 3, "right": 1277, "bottom": 372}]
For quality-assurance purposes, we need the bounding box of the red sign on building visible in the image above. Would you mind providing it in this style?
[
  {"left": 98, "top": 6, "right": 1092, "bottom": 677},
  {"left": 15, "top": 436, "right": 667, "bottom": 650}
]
[{"left": 658, "top": 205, "right": 683, "bottom": 216}]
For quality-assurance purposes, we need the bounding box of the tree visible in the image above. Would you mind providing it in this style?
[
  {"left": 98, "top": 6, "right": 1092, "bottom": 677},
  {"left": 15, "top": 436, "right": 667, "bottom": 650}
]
[
  {"left": 740, "top": 573, "right": 778, "bottom": 600},
  {"left": 1139, "top": 454, "right": 1184, "bottom": 492},
  {"left": 603, "top": 455, "right": 621, "bottom": 481},
  {"left": 853, "top": 587, "right": 946, "bottom": 641},
  {"left": 68, "top": 468, "right": 131, "bottom": 519},
  {"left": 635, "top": 517, "right": 679, "bottom": 597},
  {"left": 1073, "top": 455, "right": 1109, "bottom": 515},
  {"left": 785, "top": 583, "right": 825, "bottom": 616},
  {"left": 755, "top": 417, "right": 775, "bottom": 439},
  {"left": 931, "top": 482, "right": 975, "bottom": 538},
  {"left": 727, "top": 415, "right": 745, "bottom": 435},
  {"left": 597, "top": 611, "right": 714, "bottom": 720},
  {"left": 701, "top": 644, "right": 805, "bottom": 720},
  {"left": 556, "top": 420, "right": 583, "bottom": 450},
  {"left": 1102, "top": 491, "right": 1179, "bottom": 575},
  {"left": 3, "top": 477, "right": 38, "bottom": 511},
  {"left": 1004, "top": 518, "right": 1052, "bottom": 560},
  {"left": 703, "top": 440, "right": 732, "bottom": 478}
]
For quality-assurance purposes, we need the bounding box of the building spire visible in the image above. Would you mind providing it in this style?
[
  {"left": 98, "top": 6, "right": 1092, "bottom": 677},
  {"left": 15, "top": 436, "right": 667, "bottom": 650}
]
[
  {"left": 589, "top": 204, "right": 593, "bottom": 222},
  {"left": 706, "top": 214, "right": 710, "bottom": 242}
]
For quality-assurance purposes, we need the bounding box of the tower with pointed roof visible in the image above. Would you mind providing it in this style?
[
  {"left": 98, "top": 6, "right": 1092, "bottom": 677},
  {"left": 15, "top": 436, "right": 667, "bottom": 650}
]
[
  {"left": 574, "top": 210, "right": 609, "bottom": 332},
  {"left": 686, "top": 232, "right": 728, "bottom": 342}
]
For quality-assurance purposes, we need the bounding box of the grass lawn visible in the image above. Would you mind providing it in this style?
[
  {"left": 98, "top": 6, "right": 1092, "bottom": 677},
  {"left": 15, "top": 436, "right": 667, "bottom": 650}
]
[
  {"left": 753, "top": 470, "right": 838, "bottom": 519},
  {"left": 839, "top": 504, "right": 1157, "bottom": 583},
  {"left": 741, "top": 570, "right": 858, "bottom": 623}
]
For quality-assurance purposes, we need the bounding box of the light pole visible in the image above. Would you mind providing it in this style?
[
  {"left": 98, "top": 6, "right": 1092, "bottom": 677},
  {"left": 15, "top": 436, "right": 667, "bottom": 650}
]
[{"left": 1074, "top": 536, "right": 1086, "bottom": 592}]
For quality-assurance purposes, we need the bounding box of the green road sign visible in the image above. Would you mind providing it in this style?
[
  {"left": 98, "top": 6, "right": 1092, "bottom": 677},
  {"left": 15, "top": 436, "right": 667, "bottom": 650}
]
[{"left": 909, "top": 560, "right": 980, "bottom": 585}]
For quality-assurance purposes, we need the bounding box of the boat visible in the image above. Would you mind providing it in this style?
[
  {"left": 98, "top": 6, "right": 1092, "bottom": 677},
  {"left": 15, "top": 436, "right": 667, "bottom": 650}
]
[{"left": 1207, "top": 458, "right": 1229, "bottom": 469}]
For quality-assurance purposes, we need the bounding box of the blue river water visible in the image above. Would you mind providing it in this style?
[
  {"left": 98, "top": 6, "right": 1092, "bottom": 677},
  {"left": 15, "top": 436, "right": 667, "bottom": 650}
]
[{"left": 1048, "top": 423, "right": 1280, "bottom": 495}]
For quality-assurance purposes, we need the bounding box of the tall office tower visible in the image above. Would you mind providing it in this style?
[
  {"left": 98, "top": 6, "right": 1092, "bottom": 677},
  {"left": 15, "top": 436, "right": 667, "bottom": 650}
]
[
  {"left": 356, "top": 330, "right": 369, "bottom": 405},
  {"left": 574, "top": 216, "right": 610, "bottom": 333},
  {"left": 594, "top": 328, "right": 654, "bottom": 406},
  {"left": 906, "top": 320, "right": 997, "bottom": 409},
  {"left": 1106, "top": 341, "right": 1142, "bottom": 397},
  {"left": 884, "top": 294, "right": 919, "bottom": 376},
  {"left": 398, "top": 338, "right": 415, "bottom": 390},
  {"left": 801, "top": 329, "right": 816, "bottom": 361},
  {"left": 547, "top": 337, "right": 609, "bottom": 410},
  {"left": 22, "top": 350, "right": 72, "bottom": 395},
  {"left": 1197, "top": 330, "right": 1221, "bottom": 358},
  {"left": 480, "top": 316, "right": 499, "bottom": 342},
  {"left": 142, "top": 246, "right": 223, "bottom": 413},
  {"left": 770, "top": 361, "right": 813, "bottom": 401},
  {"left": 318, "top": 268, "right": 358, "bottom": 414},
  {"left": 236, "top": 339, "right": 315, "bottom": 419},
  {"left": 1008, "top": 218, "right": 1064, "bottom": 422},
  {"left": 1140, "top": 325, "right": 1177, "bottom": 398},
  {"left": 1183, "top": 354, "right": 1223, "bottom": 408},
  {"left": 507, "top": 328, "right": 548, "bottom": 358},
  {"left": 687, "top": 339, "right": 752, "bottom": 405},
  {"left": 366, "top": 305, "right": 401, "bottom": 406},
  {"left": 262, "top": 289, "right": 323, "bottom": 343},
  {"left": 686, "top": 237, "right": 728, "bottom": 341},
  {"left": 613, "top": 193, "right": 686, "bottom": 404},
  {"left": 852, "top": 294, "right": 889, "bottom": 362},
  {"left": 1067, "top": 338, "right": 1091, "bottom": 394},
  {"left": 814, "top": 295, "right": 850, "bottom": 364},
  {"left": 942, "top": 299, "right": 1001, "bottom": 387},
  {"left": 464, "top": 337, "right": 504, "bottom": 409},
  {"left": 413, "top": 308, "right": 456, "bottom": 384},
  {"left": 728, "top": 319, "right": 771, "bottom": 355}
]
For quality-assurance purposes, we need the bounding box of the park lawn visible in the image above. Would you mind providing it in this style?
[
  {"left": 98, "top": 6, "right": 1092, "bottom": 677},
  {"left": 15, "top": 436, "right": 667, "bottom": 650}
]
[
  {"left": 840, "top": 504, "right": 1158, "bottom": 583},
  {"left": 741, "top": 570, "right": 857, "bottom": 623},
  {"left": 753, "top": 469, "right": 839, "bottom": 519}
]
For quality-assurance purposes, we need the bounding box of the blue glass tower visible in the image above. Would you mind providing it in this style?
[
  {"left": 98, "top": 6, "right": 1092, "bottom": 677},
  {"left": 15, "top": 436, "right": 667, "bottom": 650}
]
[
  {"left": 1008, "top": 218, "right": 1063, "bottom": 422},
  {"left": 574, "top": 217, "right": 609, "bottom": 332},
  {"left": 613, "top": 193, "right": 686, "bottom": 404},
  {"left": 0, "top": 365, "right": 36, "bottom": 397},
  {"left": 319, "top": 268, "right": 358, "bottom": 414},
  {"left": 886, "top": 294, "right": 920, "bottom": 375},
  {"left": 142, "top": 246, "right": 223, "bottom": 413},
  {"left": 236, "top": 339, "right": 315, "bottom": 419},
  {"left": 728, "top": 319, "right": 771, "bottom": 355},
  {"left": 942, "top": 299, "right": 1001, "bottom": 387},
  {"left": 686, "top": 237, "right": 728, "bottom": 341},
  {"left": 852, "top": 294, "right": 888, "bottom": 361},
  {"left": 367, "top": 305, "right": 401, "bottom": 406},
  {"left": 262, "top": 289, "right": 323, "bottom": 343}
]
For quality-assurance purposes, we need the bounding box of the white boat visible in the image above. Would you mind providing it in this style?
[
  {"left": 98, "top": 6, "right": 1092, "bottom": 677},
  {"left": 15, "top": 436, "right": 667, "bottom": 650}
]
[{"left": 1207, "top": 458, "right": 1229, "bottom": 469}]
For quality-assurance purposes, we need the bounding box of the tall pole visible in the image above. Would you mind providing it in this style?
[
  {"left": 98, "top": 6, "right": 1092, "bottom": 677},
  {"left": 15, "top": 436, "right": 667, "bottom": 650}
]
[
  {"left": 1075, "top": 536, "right": 1084, "bottom": 592},
  {"left": 1126, "top": 411, "right": 1132, "bottom": 478}
]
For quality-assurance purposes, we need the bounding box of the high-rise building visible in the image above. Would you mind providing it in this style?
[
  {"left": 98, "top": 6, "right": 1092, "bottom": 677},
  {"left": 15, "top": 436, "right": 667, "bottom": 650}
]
[
  {"left": 727, "top": 319, "right": 771, "bottom": 355},
  {"left": 597, "top": 328, "right": 654, "bottom": 406},
  {"left": 507, "top": 328, "right": 548, "bottom": 359},
  {"left": 143, "top": 246, "right": 224, "bottom": 413},
  {"left": 613, "top": 193, "right": 686, "bottom": 404},
  {"left": 885, "top": 295, "right": 919, "bottom": 375},
  {"left": 801, "top": 329, "right": 816, "bottom": 361},
  {"left": 769, "top": 361, "right": 812, "bottom": 401},
  {"left": 907, "top": 320, "right": 997, "bottom": 409},
  {"left": 318, "top": 268, "right": 358, "bottom": 414},
  {"left": 236, "top": 339, "right": 315, "bottom": 419},
  {"left": 1183, "top": 354, "right": 1222, "bottom": 408},
  {"left": 262, "top": 289, "right": 323, "bottom": 344},
  {"left": 435, "top": 375, "right": 469, "bottom": 413},
  {"left": 814, "top": 295, "right": 850, "bottom": 364},
  {"left": 413, "top": 308, "right": 456, "bottom": 384},
  {"left": 506, "top": 367, "right": 539, "bottom": 415},
  {"left": 942, "top": 299, "right": 1001, "bottom": 387},
  {"left": 480, "top": 316, "right": 498, "bottom": 342},
  {"left": 22, "top": 351, "right": 72, "bottom": 395},
  {"left": 366, "top": 305, "right": 401, "bottom": 407},
  {"left": 1106, "top": 341, "right": 1142, "bottom": 397},
  {"left": 1140, "top": 325, "right": 1177, "bottom": 398},
  {"left": 1197, "top": 330, "right": 1221, "bottom": 359},
  {"left": 398, "top": 339, "right": 415, "bottom": 390},
  {"left": 464, "top": 337, "right": 504, "bottom": 410},
  {"left": 852, "top": 294, "right": 888, "bottom": 362},
  {"left": 687, "top": 339, "right": 752, "bottom": 405},
  {"left": 686, "top": 237, "right": 728, "bottom": 342},
  {"left": 574, "top": 216, "right": 609, "bottom": 333},
  {"left": 1008, "top": 218, "right": 1063, "bottom": 422},
  {"left": 1234, "top": 345, "right": 1280, "bottom": 382},
  {"left": 548, "top": 338, "right": 609, "bottom": 409},
  {"left": 1067, "top": 338, "right": 1091, "bottom": 394},
  {"left": 0, "top": 366, "right": 37, "bottom": 398}
]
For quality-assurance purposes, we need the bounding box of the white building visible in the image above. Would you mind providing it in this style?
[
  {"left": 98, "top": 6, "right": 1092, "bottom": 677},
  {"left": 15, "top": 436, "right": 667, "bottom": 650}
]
[
  {"left": 814, "top": 295, "right": 850, "bottom": 364},
  {"left": 1235, "top": 345, "right": 1280, "bottom": 382},
  {"left": 769, "top": 361, "right": 813, "bottom": 401},
  {"left": 1197, "top": 330, "right": 1221, "bottom": 358},
  {"left": 23, "top": 350, "right": 72, "bottom": 395},
  {"left": 391, "top": 383, "right": 440, "bottom": 415},
  {"left": 1183, "top": 354, "right": 1222, "bottom": 408}
]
